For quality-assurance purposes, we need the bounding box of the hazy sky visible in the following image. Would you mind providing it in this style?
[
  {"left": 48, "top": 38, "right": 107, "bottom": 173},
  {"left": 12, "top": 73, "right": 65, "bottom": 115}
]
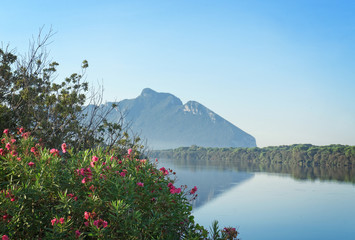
[{"left": 1, "top": 0, "right": 354, "bottom": 147}]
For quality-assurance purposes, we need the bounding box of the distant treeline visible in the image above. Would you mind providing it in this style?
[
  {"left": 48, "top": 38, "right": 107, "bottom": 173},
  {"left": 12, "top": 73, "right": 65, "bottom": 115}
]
[{"left": 151, "top": 144, "right": 355, "bottom": 168}]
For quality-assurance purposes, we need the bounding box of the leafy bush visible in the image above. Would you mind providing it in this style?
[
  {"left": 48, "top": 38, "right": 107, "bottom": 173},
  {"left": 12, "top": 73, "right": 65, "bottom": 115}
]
[
  {"left": 0, "top": 128, "right": 214, "bottom": 239},
  {"left": 0, "top": 30, "right": 138, "bottom": 152}
]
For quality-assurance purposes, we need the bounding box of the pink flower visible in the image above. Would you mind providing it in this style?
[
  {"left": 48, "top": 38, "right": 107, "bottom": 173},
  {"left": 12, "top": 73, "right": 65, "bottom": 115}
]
[
  {"left": 2, "top": 235, "right": 9, "bottom": 240},
  {"left": 93, "top": 220, "right": 99, "bottom": 227},
  {"left": 90, "top": 156, "right": 98, "bottom": 167},
  {"left": 84, "top": 221, "right": 89, "bottom": 227},
  {"left": 59, "top": 217, "right": 65, "bottom": 224},
  {"left": 61, "top": 143, "right": 67, "bottom": 153},
  {"left": 75, "top": 230, "right": 81, "bottom": 238},
  {"left": 168, "top": 182, "right": 181, "bottom": 194},
  {"left": 28, "top": 162, "right": 35, "bottom": 167},
  {"left": 222, "top": 227, "right": 238, "bottom": 237},
  {"left": 84, "top": 211, "right": 90, "bottom": 220},
  {"left": 93, "top": 219, "right": 108, "bottom": 228},
  {"left": 81, "top": 177, "right": 87, "bottom": 184},
  {"left": 120, "top": 172, "right": 126, "bottom": 177},
  {"left": 5, "top": 143, "right": 10, "bottom": 150},
  {"left": 0, "top": 148, "right": 4, "bottom": 156},
  {"left": 21, "top": 132, "right": 30, "bottom": 139},
  {"left": 89, "top": 185, "right": 96, "bottom": 192},
  {"left": 190, "top": 186, "right": 198, "bottom": 194},
  {"left": 10, "top": 139, "right": 16, "bottom": 143},
  {"left": 76, "top": 168, "right": 85, "bottom": 176},
  {"left": 51, "top": 218, "right": 58, "bottom": 226},
  {"left": 79, "top": 167, "right": 93, "bottom": 179},
  {"left": 127, "top": 148, "right": 132, "bottom": 155},
  {"left": 137, "top": 182, "right": 144, "bottom": 187},
  {"left": 10, "top": 198, "right": 15, "bottom": 202},
  {"left": 50, "top": 148, "right": 59, "bottom": 156},
  {"left": 3, "top": 129, "right": 9, "bottom": 135},
  {"left": 102, "top": 220, "right": 108, "bottom": 228},
  {"left": 18, "top": 127, "right": 24, "bottom": 133},
  {"left": 160, "top": 167, "right": 169, "bottom": 175}
]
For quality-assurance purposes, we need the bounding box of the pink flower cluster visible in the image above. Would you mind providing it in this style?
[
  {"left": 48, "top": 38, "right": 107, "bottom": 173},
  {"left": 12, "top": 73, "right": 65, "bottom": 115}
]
[
  {"left": 90, "top": 156, "right": 99, "bottom": 167},
  {"left": 75, "top": 230, "right": 81, "bottom": 238},
  {"left": 18, "top": 127, "right": 24, "bottom": 134},
  {"left": 127, "top": 148, "right": 132, "bottom": 155},
  {"left": 51, "top": 217, "right": 65, "bottom": 226},
  {"left": 116, "top": 169, "right": 127, "bottom": 177},
  {"left": 159, "top": 167, "right": 169, "bottom": 176},
  {"left": 50, "top": 148, "right": 59, "bottom": 157},
  {"left": 222, "top": 227, "right": 239, "bottom": 238},
  {"left": 190, "top": 186, "right": 198, "bottom": 195},
  {"left": 61, "top": 143, "right": 67, "bottom": 153},
  {"left": 2, "top": 189, "right": 15, "bottom": 202},
  {"left": 76, "top": 167, "right": 93, "bottom": 184},
  {"left": 4, "top": 127, "right": 29, "bottom": 139},
  {"left": 67, "top": 193, "right": 78, "bottom": 201},
  {"left": 93, "top": 219, "right": 108, "bottom": 229},
  {"left": 168, "top": 183, "right": 181, "bottom": 194},
  {"left": 83, "top": 211, "right": 108, "bottom": 229},
  {"left": 2, "top": 235, "right": 8, "bottom": 240},
  {"left": 30, "top": 147, "right": 39, "bottom": 156}
]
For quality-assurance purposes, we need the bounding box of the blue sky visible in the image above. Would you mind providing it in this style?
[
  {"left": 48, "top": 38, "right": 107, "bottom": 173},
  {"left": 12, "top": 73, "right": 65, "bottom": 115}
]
[{"left": 1, "top": 0, "right": 354, "bottom": 147}]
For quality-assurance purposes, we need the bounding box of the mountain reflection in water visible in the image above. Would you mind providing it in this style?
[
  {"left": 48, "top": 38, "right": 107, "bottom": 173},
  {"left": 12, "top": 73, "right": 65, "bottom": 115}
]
[
  {"left": 156, "top": 158, "right": 355, "bottom": 240},
  {"left": 157, "top": 158, "right": 254, "bottom": 209},
  {"left": 156, "top": 158, "right": 355, "bottom": 209}
]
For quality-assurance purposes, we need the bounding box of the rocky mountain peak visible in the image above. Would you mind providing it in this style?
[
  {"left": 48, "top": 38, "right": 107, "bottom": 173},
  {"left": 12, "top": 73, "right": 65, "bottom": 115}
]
[{"left": 107, "top": 88, "right": 256, "bottom": 149}]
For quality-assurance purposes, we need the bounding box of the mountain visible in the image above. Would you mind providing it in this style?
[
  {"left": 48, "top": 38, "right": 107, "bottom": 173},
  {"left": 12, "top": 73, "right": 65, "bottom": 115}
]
[{"left": 106, "top": 88, "right": 256, "bottom": 149}]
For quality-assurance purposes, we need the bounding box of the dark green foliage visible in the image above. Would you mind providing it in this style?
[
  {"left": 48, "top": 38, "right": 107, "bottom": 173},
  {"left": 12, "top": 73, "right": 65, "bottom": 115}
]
[
  {"left": 0, "top": 30, "right": 139, "bottom": 152},
  {"left": 153, "top": 144, "right": 355, "bottom": 167},
  {"left": 152, "top": 144, "right": 355, "bottom": 183}
]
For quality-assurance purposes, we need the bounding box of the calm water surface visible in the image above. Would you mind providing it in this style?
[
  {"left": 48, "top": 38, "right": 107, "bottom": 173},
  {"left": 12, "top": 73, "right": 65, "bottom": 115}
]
[{"left": 158, "top": 158, "right": 355, "bottom": 240}]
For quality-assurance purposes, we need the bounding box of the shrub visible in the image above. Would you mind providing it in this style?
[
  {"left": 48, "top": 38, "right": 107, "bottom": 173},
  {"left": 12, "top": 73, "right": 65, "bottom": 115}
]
[
  {"left": 0, "top": 30, "right": 138, "bottom": 152},
  {"left": 0, "top": 128, "right": 211, "bottom": 239}
]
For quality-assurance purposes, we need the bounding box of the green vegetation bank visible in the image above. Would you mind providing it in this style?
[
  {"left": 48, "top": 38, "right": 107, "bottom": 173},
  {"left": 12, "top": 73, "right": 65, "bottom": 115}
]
[{"left": 152, "top": 145, "right": 355, "bottom": 183}]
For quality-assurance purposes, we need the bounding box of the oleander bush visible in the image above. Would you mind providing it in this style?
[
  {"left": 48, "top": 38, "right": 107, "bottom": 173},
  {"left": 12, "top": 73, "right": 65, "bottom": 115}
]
[
  {"left": 1, "top": 31, "right": 239, "bottom": 240},
  {"left": 0, "top": 128, "right": 217, "bottom": 239}
]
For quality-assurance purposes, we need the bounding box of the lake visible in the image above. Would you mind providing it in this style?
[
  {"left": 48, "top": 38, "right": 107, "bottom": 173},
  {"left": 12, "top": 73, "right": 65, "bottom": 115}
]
[{"left": 157, "top": 158, "right": 355, "bottom": 240}]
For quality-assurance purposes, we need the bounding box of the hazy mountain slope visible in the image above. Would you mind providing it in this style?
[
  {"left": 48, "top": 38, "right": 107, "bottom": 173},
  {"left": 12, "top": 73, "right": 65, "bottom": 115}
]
[{"left": 103, "top": 88, "right": 256, "bottom": 149}]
